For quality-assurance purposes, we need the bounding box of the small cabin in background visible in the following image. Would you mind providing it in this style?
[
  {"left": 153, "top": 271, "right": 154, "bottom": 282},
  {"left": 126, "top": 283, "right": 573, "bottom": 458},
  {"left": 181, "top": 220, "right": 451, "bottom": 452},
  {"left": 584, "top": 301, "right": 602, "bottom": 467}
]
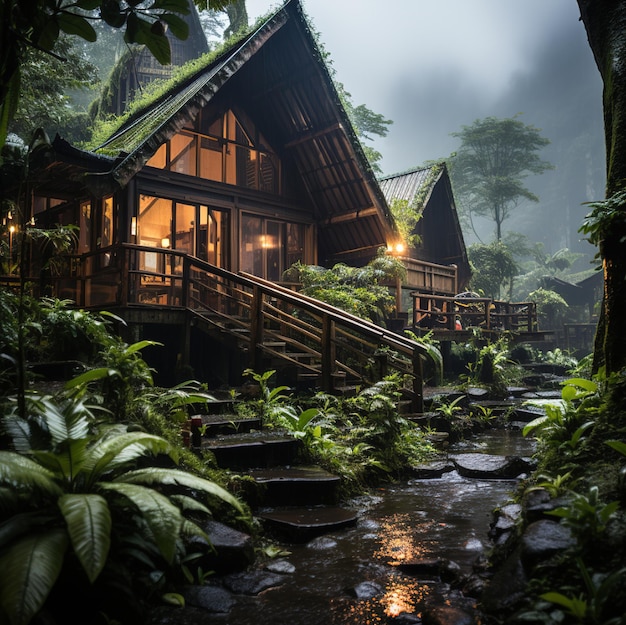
[{"left": 378, "top": 164, "right": 471, "bottom": 318}]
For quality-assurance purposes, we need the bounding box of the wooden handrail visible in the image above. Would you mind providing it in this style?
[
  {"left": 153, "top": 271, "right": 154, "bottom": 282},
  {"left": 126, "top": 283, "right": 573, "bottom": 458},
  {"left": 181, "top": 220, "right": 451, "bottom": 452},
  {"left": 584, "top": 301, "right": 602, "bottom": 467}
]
[{"left": 50, "top": 245, "right": 428, "bottom": 411}]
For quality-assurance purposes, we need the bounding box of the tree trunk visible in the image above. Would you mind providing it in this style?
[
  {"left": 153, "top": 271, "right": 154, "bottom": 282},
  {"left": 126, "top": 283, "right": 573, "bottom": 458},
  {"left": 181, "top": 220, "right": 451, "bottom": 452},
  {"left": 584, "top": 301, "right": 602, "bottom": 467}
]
[{"left": 577, "top": 0, "right": 626, "bottom": 373}]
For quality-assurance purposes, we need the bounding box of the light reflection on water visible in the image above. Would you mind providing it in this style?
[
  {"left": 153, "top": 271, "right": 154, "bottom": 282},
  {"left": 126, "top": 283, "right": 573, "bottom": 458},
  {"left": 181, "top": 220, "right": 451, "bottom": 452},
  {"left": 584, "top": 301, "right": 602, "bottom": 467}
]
[{"left": 197, "top": 430, "right": 530, "bottom": 624}]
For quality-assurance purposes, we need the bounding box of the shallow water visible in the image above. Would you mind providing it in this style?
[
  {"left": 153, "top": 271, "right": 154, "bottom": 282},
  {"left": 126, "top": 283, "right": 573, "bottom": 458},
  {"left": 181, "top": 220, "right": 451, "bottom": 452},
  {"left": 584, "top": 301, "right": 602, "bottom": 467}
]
[{"left": 203, "top": 429, "right": 536, "bottom": 624}]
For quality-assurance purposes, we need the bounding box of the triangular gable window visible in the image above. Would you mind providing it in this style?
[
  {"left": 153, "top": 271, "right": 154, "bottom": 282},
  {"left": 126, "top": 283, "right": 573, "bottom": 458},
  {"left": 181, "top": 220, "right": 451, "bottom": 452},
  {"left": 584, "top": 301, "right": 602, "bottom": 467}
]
[{"left": 147, "top": 109, "right": 280, "bottom": 194}]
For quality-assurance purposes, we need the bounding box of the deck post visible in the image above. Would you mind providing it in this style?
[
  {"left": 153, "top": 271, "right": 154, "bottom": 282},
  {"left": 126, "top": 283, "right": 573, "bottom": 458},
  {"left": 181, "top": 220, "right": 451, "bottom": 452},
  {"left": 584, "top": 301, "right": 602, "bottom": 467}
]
[
  {"left": 321, "top": 313, "right": 335, "bottom": 392},
  {"left": 412, "top": 349, "right": 424, "bottom": 413},
  {"left": 249, "top": 285, "right": 264, "bottom": 372}
]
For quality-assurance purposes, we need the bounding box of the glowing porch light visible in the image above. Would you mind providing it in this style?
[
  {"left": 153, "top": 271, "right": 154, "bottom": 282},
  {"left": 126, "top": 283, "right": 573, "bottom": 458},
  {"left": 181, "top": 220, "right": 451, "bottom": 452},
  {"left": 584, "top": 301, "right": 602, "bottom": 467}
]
[{"left": 161, "top": 237, "right": 170, "bottom": 248}]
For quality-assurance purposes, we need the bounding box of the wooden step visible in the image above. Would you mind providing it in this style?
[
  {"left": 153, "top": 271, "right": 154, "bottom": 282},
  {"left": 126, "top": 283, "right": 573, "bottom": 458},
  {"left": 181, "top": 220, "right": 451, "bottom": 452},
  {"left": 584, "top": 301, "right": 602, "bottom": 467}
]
[
  {"left": 203, "top": 433, "right": 302, "bottom": 470},
  {"left": 249, "top": 466, "right": 341, "bottom": 506},
  {"left": 258, "top": 506, "right": 358, "bottom": 542}
]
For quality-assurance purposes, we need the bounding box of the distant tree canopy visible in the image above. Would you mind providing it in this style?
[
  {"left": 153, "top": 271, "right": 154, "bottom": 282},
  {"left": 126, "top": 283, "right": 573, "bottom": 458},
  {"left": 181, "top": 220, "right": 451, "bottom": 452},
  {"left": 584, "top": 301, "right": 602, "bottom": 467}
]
[
  {"left": 9, "top": 36, "right": 98, "bottom": 145},
  {"left": 449, "top": 116, "right": 553, "bottom": 241},
  {"left": 0, "top": 0, "right": 236, "bottom": 155}
]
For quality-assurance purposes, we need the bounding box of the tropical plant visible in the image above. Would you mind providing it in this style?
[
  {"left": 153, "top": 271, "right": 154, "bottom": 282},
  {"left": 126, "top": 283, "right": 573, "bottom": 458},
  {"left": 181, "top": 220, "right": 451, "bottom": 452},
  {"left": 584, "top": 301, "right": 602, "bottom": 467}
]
[
  {"left": 240, "top": 368, "right": 294, "bottom": 427},
  {"left": 547, "top": 486, "right": 619, "bottom": 547},
  {"left": 0, "top": 391, "right": 243, "bottom": 625},
  {"left": 283, "top": 248, "right": 406, "bottom": 324}
]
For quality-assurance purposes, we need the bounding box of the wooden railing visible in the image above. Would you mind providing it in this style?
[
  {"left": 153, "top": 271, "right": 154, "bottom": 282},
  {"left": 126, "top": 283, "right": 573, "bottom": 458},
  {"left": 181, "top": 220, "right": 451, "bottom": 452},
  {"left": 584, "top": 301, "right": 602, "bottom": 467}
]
[
  {"left": 48, "top": 245, "right": 430, "bottom": 411},
  {"left": 411, "top": 291, "right": 538, "bottom": 333}
]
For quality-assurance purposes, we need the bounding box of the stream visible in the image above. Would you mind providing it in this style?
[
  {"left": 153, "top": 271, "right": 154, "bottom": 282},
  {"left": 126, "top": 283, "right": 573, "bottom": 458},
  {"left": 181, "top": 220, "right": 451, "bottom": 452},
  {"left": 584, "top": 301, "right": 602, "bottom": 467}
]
[{"left": 203, "top": 429, "right": 537, "bottom": 625}]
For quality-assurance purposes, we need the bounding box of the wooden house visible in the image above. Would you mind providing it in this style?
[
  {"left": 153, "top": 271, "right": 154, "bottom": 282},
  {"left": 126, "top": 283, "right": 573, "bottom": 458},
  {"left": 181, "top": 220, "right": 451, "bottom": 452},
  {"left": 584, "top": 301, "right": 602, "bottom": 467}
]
[
  {"left": 378, "top": 164, "right": 471, "bottom": 315},
  {"left": 17, "top": 0, "right": 468, "bottom": 404}
]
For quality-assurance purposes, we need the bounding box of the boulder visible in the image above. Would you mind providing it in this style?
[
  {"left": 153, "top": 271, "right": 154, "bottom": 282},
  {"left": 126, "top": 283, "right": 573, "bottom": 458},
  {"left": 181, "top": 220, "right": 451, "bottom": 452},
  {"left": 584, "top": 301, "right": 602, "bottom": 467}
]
[
  {"left": 520, "top": 519, "right": 575, "bottom": 569},
  {"left": 183, "top": 585, "right": 235, "bottom": 613},
  {"left": 222, "top": 570, "right": 286, "bottom": 595},
  {"left": 451, "top": 453, "right": 534, "bottom": 479}
]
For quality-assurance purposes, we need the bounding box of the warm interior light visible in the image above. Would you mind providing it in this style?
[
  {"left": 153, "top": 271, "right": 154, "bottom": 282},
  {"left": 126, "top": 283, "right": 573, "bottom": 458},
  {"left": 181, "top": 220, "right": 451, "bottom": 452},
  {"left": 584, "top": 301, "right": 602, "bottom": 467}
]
[
  {"left": 130, "top": 217, "right": 137, "bottom": 236},
  {"left": 161, "top": 237, "right": 170, "bottom": 248}
]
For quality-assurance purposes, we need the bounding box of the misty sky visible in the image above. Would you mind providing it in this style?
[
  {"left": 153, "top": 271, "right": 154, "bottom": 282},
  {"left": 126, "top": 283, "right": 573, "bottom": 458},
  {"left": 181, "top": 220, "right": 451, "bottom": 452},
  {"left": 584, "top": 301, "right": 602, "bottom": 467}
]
[{"left": 244, "top": 0, "right": 604, "bottom": 179}]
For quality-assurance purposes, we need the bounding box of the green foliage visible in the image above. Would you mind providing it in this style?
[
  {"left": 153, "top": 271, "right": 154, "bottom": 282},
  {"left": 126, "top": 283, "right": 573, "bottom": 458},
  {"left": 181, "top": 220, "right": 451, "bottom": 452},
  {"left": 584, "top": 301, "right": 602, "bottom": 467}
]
[
  {"left": 9, "top": 36, "right": 98, "bottom": 144},
  {"left": 283, "top": 250, "right": 405, "bottom": 324},
  {"left": 537, "top": 558, "right": 626, "bottom": 625},
  {"left": 468, "top": 240, "right": 518, "bottom": 299},
  {"left": 0, "top": 391, "right": 242, "bottom": 625},
  {"left": 547, "top": 486, "right": 619, "bottom": 547},
  {"left": 580, "top": 189, "right": 626, "bottom": 253},
  {"left": 529, "top": 287, "right": 569, "bottom": 330}
]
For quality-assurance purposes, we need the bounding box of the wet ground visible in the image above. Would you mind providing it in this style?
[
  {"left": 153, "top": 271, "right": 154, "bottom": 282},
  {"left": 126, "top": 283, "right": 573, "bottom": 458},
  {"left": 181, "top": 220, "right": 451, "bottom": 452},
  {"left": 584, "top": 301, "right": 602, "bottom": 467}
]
[{"left": 200, "top": 430, "right": 537, "bottom": 624}]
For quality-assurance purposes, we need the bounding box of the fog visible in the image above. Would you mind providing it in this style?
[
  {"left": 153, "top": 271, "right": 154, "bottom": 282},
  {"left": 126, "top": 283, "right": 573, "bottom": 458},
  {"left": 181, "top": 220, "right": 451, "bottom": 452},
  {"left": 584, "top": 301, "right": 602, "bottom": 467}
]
[{"left": 246, "top": 0, "right": 605, "bottom": 262}]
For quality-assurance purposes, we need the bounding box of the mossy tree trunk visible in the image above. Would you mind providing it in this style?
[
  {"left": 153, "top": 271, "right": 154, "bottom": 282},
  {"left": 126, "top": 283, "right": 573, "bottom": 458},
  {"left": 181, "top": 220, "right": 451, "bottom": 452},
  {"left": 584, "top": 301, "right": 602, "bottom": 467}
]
[{"left": 578, "top": 0, "right": 626, "bottom": 374}]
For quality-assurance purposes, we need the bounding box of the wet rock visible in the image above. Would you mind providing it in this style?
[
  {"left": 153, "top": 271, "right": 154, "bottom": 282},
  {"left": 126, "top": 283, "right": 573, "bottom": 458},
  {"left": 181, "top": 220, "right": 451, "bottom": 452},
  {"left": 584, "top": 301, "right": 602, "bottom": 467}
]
[
  {"left": 189, "top": 520, "right": 254, "bottom": 574},
  {"left": 489, "top": 502, "right": 522, "bottom": 540},
  {"left": 523, "top": 489, "right": 571, "bottom": 523},
  {"left": 388, "top": 612, "right": 422, "bottom": 624},
  {"left": 307, "top": 535, "right": 338, "bottom": 549},
  {"left": 351, "top": 580, "right": 385, "bottom": 599},
  {"left": 451, "top": 453, "right": 534, "bottom": 479},
  {"left": 421, "top": 604, "right": 474, "bottom": 625},
  {"left": 264, "top": 558, "right": 296, "bottom": 574},
  {"left": 520, "top": 519, "right": 575, "bottom": 569},
  {"left": 480, "top": 546, "right": 528, "bottom": 614},
  {"left": 222, "top": 570, "right": 286, "bottom": 595},
  {"left": 410, "top": 460, "right": 455, "bottom": 479},
  {"left": 183, "top": 585, "right": 235, "bottom": 613},
  {"left": 397, "top": 558, "right": 462, "bottom": 584}
]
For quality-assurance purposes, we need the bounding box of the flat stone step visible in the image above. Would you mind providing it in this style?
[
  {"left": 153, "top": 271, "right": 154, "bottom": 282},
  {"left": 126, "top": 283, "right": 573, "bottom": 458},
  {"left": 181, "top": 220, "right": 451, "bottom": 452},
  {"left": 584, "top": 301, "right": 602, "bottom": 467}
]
[
  {"left": 258, "top": 506, "right": 358, "bottom": 542},
  {"left": 194, "top": 414, "right": 261, "bottom": 437},
  {"left": 450, "top": 453, "right": 536, "bottom": 479},
  {"left": 203, "top": 433, "right": 301, "bottom": 470},
  {"left": 249, "top": 466, "right": 341, "bottom": 506}
]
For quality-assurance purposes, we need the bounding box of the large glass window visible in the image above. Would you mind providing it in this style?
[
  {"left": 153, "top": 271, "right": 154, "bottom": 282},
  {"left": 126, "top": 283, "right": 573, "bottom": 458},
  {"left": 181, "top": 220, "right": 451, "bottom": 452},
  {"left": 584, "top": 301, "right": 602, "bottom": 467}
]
[
  {"left": 137, "top": 194, "right": 228, "bottom": 270},
  {"left": 241, "top": 216, "right": 305, "bottom": 281},
  {"left": 146, "top": 109, "right": 280, "bottom": 194}
]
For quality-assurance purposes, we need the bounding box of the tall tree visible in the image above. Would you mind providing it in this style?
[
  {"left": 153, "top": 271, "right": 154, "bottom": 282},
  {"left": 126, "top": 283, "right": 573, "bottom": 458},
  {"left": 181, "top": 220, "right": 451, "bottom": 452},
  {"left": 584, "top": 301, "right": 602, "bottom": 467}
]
[
  {"left": 449, "top": 116, "right": 553, "bottom": 241},
  {"left": 577, "top": 0, "right": 626, "bottom": 374}
]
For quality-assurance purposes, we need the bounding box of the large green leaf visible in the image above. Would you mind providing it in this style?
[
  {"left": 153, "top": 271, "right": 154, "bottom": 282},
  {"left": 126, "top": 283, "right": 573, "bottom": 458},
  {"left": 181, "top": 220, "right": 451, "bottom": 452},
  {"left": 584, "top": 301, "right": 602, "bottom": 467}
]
[
  {"left": 85, "top": 431, "right": 174, "bottom": 480},
  {"left": 118, "top": 467, "right": 243, "bottom": 513},
  {"left": 58, "top": 494, "right": 111, "bottom": 583},
  {"left": 0, "top": 452, "right": 62, "bottom": 496},
  {"left": 0, "top": 529, "right": 68, "bottom": 625},
  {"left": 57, "top": 12, "right": 97, "bottom": 41},
  {"left": 36, "top": 397, "right": 91, "bottom": 445},
  {"left": 99, "top": 482, "right": 182, "bottom": 564},
  {"left": 31, "top": 435, "right": 90, "bottom": 483}
]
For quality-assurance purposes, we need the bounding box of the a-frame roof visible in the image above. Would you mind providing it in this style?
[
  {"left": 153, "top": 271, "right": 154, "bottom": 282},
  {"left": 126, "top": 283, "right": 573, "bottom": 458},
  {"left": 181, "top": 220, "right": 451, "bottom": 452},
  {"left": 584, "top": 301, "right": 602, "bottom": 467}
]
[
  {"left": 378, "top": 165, "right": 443, "bottom": 212},
  {"left": 378, "top": 163, "right": 471, "bottom": 288},
  {"left": 79, "top": 0, "right": 397, "bottom": 263}
]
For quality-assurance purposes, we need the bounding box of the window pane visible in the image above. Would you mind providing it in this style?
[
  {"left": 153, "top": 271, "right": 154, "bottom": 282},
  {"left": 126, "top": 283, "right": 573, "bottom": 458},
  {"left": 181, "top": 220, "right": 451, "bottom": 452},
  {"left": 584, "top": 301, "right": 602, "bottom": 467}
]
[
  {"left": 175, "top": 203, "right": 196, "bottom": 255},
  {"left": 138, "top": 195, "right": 172, "bottom": 248},
  {"left": 170, "top": 132, "right": 196, "bottom": 175},
  {"left": 241, "top": 215, "right": 263, "bottom": 275},
  {"left": 147, "top": 143, "right": 167, "bottom": 169}
]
